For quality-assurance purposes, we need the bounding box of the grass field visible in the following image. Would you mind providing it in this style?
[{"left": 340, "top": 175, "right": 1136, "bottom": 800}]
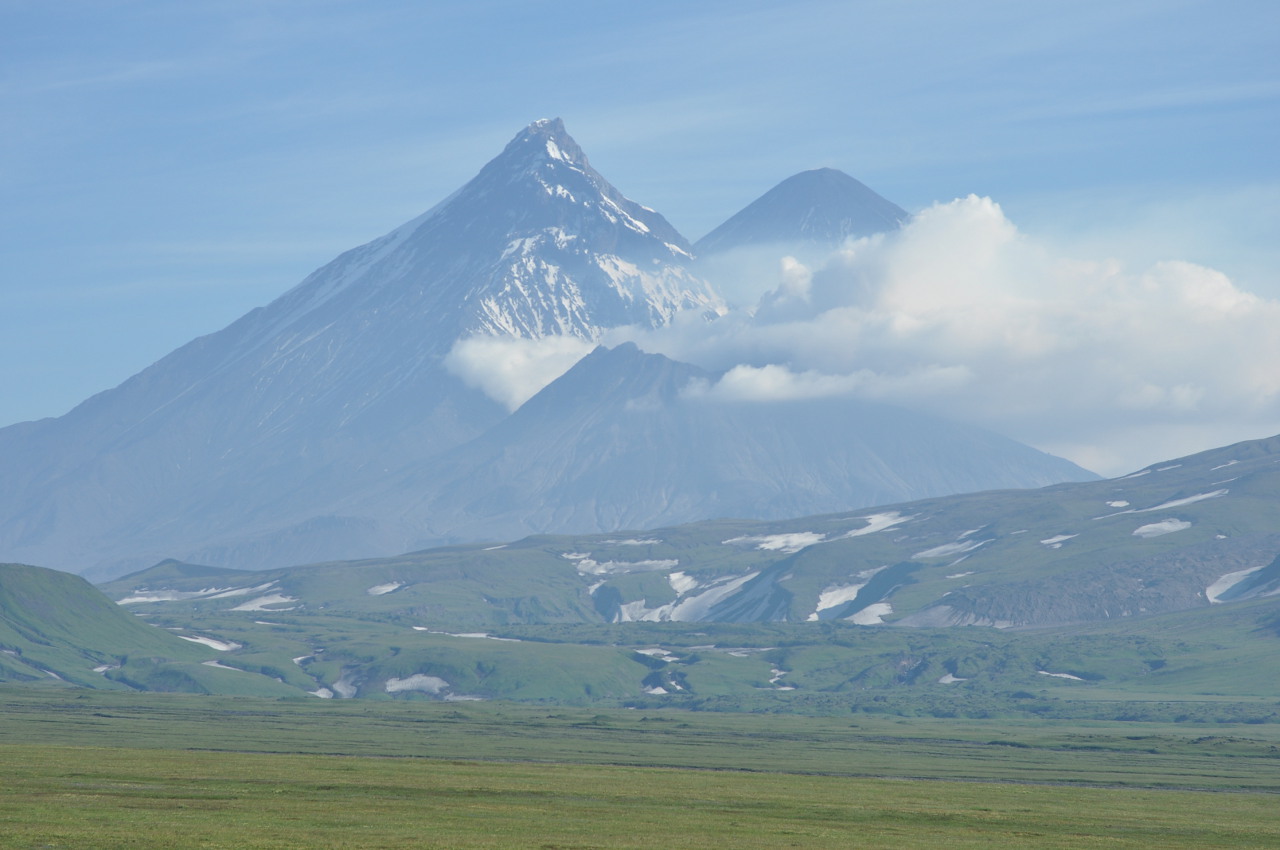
[
  {"left": 2, "top": 687, "right": 1280, "bottom": 848},
  {"left": 3, "top": 744, "right": 1279, "bottom": 849}
]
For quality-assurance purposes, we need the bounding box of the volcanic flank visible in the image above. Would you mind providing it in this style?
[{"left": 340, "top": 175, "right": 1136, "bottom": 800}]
[{"left": 0, "top": 120, "right": 1094, "bottom": 579}]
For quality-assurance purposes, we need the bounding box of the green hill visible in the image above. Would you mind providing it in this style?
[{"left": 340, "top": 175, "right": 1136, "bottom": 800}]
[
  {"left": 77, "top": 435, "right": 1280, "bottom": 714},
  {"left": 0, "top": 562, "right": 241, "bottom": 692}
]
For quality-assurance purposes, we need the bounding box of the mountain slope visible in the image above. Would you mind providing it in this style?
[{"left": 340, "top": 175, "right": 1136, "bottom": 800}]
[
  {"left": 0, "top": 120, "right": 723, "bottom": 579},
  {"left": 694, "top": 168, "right": 907, "bottom": 255},
  {"left": 0, "top": 562, "right": 208, "bottom": 688},
  {"left": 343, "top": 343, "right": 1097, "bottom": 549},
  {"left": 104, "top": 432, "right": 1280, "bottom": 632},
  {"left": 91, "top": 433, "right": 1280, "bottom": 712}
]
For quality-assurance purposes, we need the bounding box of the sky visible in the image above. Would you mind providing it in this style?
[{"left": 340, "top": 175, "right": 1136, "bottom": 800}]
[{"left": 2, "top": 0, "right": 1278, "bottom": 474}]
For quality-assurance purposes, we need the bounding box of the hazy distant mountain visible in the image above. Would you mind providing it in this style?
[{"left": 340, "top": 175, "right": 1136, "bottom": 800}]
[
  {"left": 83, "top": 434, "right": 1280, "bottom": 709},
  {"left": 0, "top": 119, "right": 722, "bottom": 578},
  {"left": 349, "top": 343, "right": 1097, "bottom": 549},
  {"left": 105, "top": 432, "right": 1280, "bottom": 634},
  {"left": 0, "top": 121, "right": 1091, "bottom": 580},
  {"left": 694, "top": 168, "right": 907, "bottom": 256}
]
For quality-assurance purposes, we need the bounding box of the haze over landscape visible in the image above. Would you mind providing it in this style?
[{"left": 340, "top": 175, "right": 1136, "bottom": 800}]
[
  {"left": 2, "top": 5, "right": 1280, "bottom": 846},
  {"left": 4, "top": 1, "right": 1278, "bottom": 476}
]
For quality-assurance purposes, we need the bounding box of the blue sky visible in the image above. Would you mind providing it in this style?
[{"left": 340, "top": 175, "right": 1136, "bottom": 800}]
[{"left": 3, "top": 0, "right": 1278, "bottom": 466}]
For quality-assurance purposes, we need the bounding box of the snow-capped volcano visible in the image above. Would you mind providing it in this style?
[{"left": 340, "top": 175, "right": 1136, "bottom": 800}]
[
  {"left": 0, "top": 119, "right": 725, "bottom": 578},
  {"left": 269, "top": 117, "right": 723, "bottom": 346},
  {"left": 0, "top": 120, "right": 1094, "bottom": 581}
]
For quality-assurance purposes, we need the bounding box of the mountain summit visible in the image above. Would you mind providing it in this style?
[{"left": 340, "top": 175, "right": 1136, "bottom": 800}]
[
  {"left": 694, "top": 167, "right": 907, "bottom": 255},
  {"left": 0, "top": 120, "right": 724, "bottom": 578},
  {"left": 269, "top": 117, "right": 723, "bottom": 345},
  {"left": 0, "top": 122, "right": 1092, "bottom": 580}
]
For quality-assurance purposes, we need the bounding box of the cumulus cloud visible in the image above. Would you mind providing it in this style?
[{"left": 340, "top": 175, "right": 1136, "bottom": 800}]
[
  {"left": 610, "top": 195, "right": 1280, "bottom": 476},
  {"left": 445, "top": 335, "right": 595, "bottom": 411}
]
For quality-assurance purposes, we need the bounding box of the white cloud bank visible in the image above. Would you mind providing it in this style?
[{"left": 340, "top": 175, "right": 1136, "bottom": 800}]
[
  {"left": 442, "top": 196, "right": 1279, "bottom": 476},
  {"left": 618, "top": 195, "right": 1280, "bottom": 476},
  {"left": 445, "top": 335, "right": 596, "bottom": 411}
]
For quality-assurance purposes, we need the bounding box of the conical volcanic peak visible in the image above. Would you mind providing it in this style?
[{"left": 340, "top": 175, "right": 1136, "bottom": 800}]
[
  {"left": 491, "top": 117, "right": 591, "bottom": 175},
  {"left": 269, "top": 118, "right": 725, "bottom": 345},
  {"left": 695, "top": 168, "right": 908, "bottom": 256},
  {"left": 0, "top": 119, "right": 728, "bottom": 577}
]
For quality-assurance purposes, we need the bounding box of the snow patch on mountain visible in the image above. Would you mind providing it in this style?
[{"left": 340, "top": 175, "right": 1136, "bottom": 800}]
[
  {"left": 116, "top": 582, "right": 277, "bottom": 605},
  {"left": 841, "top": 511, "right": 912, "bottom": 538},
  {"left": 914, "top": 538, "right": 990, "bottom": 559},
  {"left": 668, "top": 571, "right": 699, "bottom": 595},
  {"left": 1132, "top": 519, "right": 1191, "bottom": 538},
  {"left": 1206, "top": 565, "right": 1267, "bottom": 603},
  {"left": 385, "top": 674, "right": 450, "bottom": 694},
  {"left": 571, "top": 556, "right": 679, "bottom": 576},
  {"left": 807, "top": 584, "right": 865, "bottom": 620},
  {"left": 1141, "top": 490, "right": 1228, "bottom": 512},
  {"left": 806, "top": 566, "right": 889, "bottom": 621},
  {"left": 177, "top": 635, "right": 241, "bottom": 651},
  {"left": 117, "top": 588, "right": 230, "bottom": 605},
  {"left": 723, "top": 532, "right": 825, "bottom": 554},
  {"left": 849, "top": 602, "right": 893, "bottom": 625},
  {"left": 615, "top": 572, "right": 759, "bottom": 622},
  {"left": 230, "top": 593, "right": 299, "bottom": 612}
]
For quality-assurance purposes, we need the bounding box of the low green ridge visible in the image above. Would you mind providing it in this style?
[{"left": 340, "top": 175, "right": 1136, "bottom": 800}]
[{"left": 0, "top": 562, "right": 209, "bottom": 688}]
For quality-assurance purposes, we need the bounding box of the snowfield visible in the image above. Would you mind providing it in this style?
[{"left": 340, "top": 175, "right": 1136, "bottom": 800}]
[
  {"left": 613, "top": 572, "right": 760, "bottom": 622},
  {"left": 806, "top": 566, "right": 887, "bottom": 621},
  {"left": 230, "top": 593, "right": 299, "bottom": 612},
  {"left": 117, "top": 582, "right": 278, "bottom": 606},
  {"left": 570, "top": 556, "right": 679, "bottom": 575},
  {"left": 1132, "top": 519, "right": 1191, "bottom": 538},
  {"left": 723, "top": 532, "right": 825, "bottom": 554},
  {"left": 177, "top": 635, "right": 241, "bottom": 651},
  {"left": 1141, "top": 489, "right": 1228, "bottom": 512},
  {"left": 1096, "top": 490, "right": 1227, "bottom": 520},
  {"left": 1205, "top": 565, "right": 1267, "bottom": 603},
  {"left": 849, "top": 603, "right": 892, "bottom": 625},
  {"left": 807, "top": 584, "right": 865, "bottom": 621},
  {"left": 667, "top": 572, "right": 699, "bottom": 595},
  {"left": 913, "top": 539, "right": 989, "bottom": 559},
  {"left": 840, "top": 511, "right": 912, "bottom": 538},
  {"left": 201, "top": 660, "right": 245, "bottom": 672},
  {"left": 385, "top": 674, "right": 450, "bottom": 694}
]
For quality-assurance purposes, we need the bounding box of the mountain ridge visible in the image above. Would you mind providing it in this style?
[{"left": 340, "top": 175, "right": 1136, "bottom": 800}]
[
  {"left": 323, "top": 341, "right": 1095, "bottom": 552},
  {"left": 103, "top": 430, "right": 1280, "bottom": 631},
  {"left": 0, "top": 120, "right": 1093, "bottom": 579}
]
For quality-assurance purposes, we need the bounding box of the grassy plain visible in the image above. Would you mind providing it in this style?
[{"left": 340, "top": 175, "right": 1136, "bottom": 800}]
[
  {"left": 4, "top": 743, "right": 1279, "bottom": 849},
  {"left": 2, "top": 687, "right": 1280, "bottom": 848}
]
